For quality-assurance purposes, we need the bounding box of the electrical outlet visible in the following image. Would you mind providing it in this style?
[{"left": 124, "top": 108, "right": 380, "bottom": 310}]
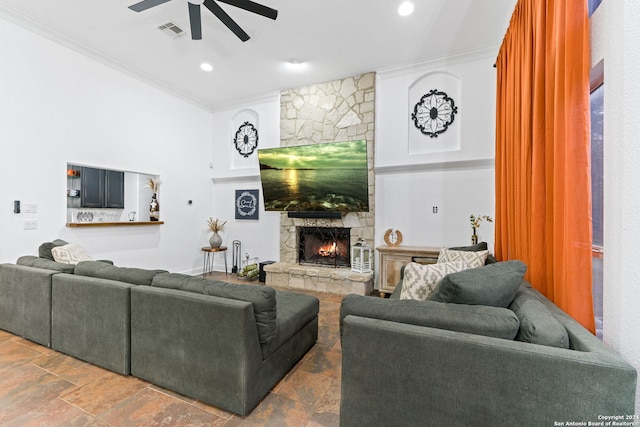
[
  {"left": 24, "top": 220, "right": 37, "bottom": 230},
  {"left": 433, "top": 206, "right": 438, "bottom": 214},
  {"left": 23, "top": 203, "right": 38, "bottom": 213}
]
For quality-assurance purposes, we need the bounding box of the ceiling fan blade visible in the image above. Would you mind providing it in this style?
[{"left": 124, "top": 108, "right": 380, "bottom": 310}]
[
  {"left": 188, "top": 3, "right": 203, "bottom": 40},
  {"left": 128, "top": 0, "right": 172, "bottom": 12},
  {"left": 203, "top": 0, "right": 250, "bottom": 42},
  {"left": 217, "top": 0, "right": 278, "bottom": 20}
]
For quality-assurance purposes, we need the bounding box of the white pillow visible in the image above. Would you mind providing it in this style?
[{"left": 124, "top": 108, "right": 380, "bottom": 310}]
[
  {"left": 51, "top": 243, "right": 93, "bottom": 265},
  {"left": 400, "top": 261, "right": 469, "bottom": 301},
  {"left": 437, "top": 248, "right": 489, "bottom": 268}
]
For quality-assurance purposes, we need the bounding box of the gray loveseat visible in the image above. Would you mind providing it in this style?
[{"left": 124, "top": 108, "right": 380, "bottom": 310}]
[
  {"left": 339, "top": 261, "right": 637, "bottom": 427},
  {"left": 0, "top": 242, "right": 319, "bottom": 416}
]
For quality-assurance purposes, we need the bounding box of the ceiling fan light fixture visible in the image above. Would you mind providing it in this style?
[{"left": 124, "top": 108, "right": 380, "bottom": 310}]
[{"left": 398, "top": 2, "right": 415, "bottom": 16}]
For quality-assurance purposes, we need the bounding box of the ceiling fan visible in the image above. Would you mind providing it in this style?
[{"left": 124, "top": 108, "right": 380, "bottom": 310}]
[{"left": 128, "top": 0, "right": 278, "bottom": 41}]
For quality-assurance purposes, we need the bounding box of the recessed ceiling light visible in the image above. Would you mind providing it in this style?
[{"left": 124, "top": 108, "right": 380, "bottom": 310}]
[
  {"left": 200, "top": 62, "right": 213, "bottom": 72},
  {"left": 398, "top": 2, "right": 415, "bottom": 16},
  {"left": 285, "top": 59, "right": 308, "bottom": 72}
]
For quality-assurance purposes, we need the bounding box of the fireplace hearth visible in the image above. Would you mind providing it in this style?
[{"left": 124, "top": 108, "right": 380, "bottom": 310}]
[{"left": 298, "top": 226, "right": 350, "bottom": 268}]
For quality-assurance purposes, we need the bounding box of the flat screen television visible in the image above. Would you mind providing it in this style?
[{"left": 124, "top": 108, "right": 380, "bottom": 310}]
[{"left": 258, "top": 140, "right": 369, "bottom": 213}]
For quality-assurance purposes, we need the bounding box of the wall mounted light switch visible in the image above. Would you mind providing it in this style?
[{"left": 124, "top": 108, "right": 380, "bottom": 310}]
[{"left": 24, "top": 203, "right": 38, "bottom": 213}]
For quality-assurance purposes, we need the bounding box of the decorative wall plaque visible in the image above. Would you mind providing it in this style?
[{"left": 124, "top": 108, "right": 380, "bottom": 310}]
[
  {"left": 235, "top": 189, "right": 259, "bottom": 220},
  {"left": 234, "top": 121, "right": 259, "bottom": 157},
  {"left": 383, "top": 229, "right": 403, "bottom": 246},
  {"left": 411, "top": 89, "right": 458, "bottom": 138}
]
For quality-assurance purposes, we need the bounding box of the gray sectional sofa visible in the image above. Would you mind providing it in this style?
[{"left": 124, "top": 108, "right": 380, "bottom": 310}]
[
  {"left": 339, "top": 261, "right": 637, "bottom": 426},
  {"left": 0, "top": 242, "right": 319, "bottom": 416}
]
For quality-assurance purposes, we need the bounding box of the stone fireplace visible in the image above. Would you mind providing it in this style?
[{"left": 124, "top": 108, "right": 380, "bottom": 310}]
[
  {"left": 263, "top": 72, "right": 376, "bottom": 296},
  {"left": 298, "top": 226, "right": 351, "bottom": 268}
]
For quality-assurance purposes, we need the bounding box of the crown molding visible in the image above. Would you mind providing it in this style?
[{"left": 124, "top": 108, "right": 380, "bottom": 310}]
[{"left": 0, "top": 5, "right": 214, "bottom": 112}]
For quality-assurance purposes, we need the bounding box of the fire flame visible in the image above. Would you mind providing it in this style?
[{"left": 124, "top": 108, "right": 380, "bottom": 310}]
[{"left": 318, "top": 242, "right": 337, "bottom": 257}]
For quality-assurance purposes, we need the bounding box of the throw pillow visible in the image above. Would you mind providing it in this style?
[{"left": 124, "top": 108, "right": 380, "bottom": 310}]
[
  {"left": 38, "top": 239, "right": 69, "bottom": 261},
  {"left": 448, "top": 242, "right": 498, "bottom": 264},
  {"left": 428, "top": 260, "right": 527, "bottom": 308},
  {"left": 400, "top": 261, "right": 469, "bottom": 301},
  {"left": 51, "top": 243, "right": 93, "bottom": 265},
  {"left": 437, "top": 248, "right": 489, "bottom": 268},
  {"left": 509, "top": 289, "right": 570, "bottom": 348}
]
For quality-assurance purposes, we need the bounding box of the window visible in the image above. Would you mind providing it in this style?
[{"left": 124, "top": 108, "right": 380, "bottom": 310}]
[
  {"left": 588, "top": 0, "right": 603, "bottom": 16},
  {"left": 590, "top": 60, "right": 604, "bottom": 339}
]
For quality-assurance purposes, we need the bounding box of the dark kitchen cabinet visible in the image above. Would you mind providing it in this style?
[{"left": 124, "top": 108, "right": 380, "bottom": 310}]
[
  {"left": 81, "top": 167, "right": 124, "bottom": 208},
  {"left": 105, "top": 170, "right": 125, "bottom": 208}
]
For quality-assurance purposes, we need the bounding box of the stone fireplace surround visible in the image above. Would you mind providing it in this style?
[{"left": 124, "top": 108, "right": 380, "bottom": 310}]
[{"left": 263, "top": 72, "right": 376, "bottom": 296}]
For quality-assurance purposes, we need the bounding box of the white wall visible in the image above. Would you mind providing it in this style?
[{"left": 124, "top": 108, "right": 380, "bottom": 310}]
[
  {"left": 591, "top": 0, "right": 640, "bottom": 413},
  {"left": 375, "top": 50, "right": 497, "bottom": 250},
  {"left": 0, "top": 16, "right": 214, "bottom": 274},
  {"left": 209, "top": 95, "right": 282, "bottom": 269}
]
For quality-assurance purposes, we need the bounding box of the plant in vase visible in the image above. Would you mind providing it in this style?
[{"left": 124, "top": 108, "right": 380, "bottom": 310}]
[
  {"left": 145, "top": 178, "right": 160, "bottom": 221},
  {"left": 144, "top": 178, "right": 160, "bottom": 221},
  {"left": 207, "top": 217, "right": 226, "bottom": 248},
  {"left": 470, "top": 214, "right": 493, "bottom": 245}
]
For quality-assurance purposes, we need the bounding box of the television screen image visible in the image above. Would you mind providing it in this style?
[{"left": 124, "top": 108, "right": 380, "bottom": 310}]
[{"left": 258, "top": 140, "right": 369, "bottom": 212}]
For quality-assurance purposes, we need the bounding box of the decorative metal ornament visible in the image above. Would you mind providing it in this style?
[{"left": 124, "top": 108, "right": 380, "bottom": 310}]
[
  {"left": 411, "top": 89, "right": 458, "bottom": 138},
  {"left": 234, "top": 121, "right": 259, "bottom": 157}
]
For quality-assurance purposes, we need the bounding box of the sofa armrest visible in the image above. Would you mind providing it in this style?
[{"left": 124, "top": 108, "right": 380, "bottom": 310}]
[
  {"left": 0, "top": 263, "right": 58, "bottom": 346},
  {"left": 130, "top": 286, "right": 264, "bottom": 415},
  {"left": 51, "top": 274, "right": 134, "bottom": 374},
  {"left": 340, "top": 315, "right": 637, "bottom": 427}
]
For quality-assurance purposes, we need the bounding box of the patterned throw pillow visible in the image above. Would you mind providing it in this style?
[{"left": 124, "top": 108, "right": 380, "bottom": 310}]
[
  {"left": 437, "top": 248, "right": 489, "bottom": 268},
  {"left": 51, "top": 243, "right": 93, "bottom": 265},
  {"left": 400, "top": 261, "right": 469, "bottom": 300}
]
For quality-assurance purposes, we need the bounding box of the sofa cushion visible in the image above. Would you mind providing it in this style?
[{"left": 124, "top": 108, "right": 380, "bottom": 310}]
[
  {"left": 16, "top": 255, "right": 75, "bottom": 273},
  {"left": 74, "top": 261, "right": 167, "bottom": 286},
  {"left": 340, "top": 294, "right": 520, "bottom": 340},
  {"left": 51, "top": 243, "right": 93, "bottom": 265},
  {"left": 449, "top": 242, "right": 488, "bottom": 252},
  {"left": 38, "top": 239, "right": 69, "bottom": 261},
  {"left": 151, "top": 273, "right": 278, "bottom": 344},
  {"left": 260, "top": 290, "right": 319, "bottom": 359},
  {"left": 509, "top": 288, "right": 570, "bottom": 348},
  {"left": 399, "top": 261, "right": 469, "bottom": 301},
  {"left": 428, "top": 260, "right": 526, "bottom": 308},
  {"left": 437, "top": 248, "right": 489, "bottom": 268}
]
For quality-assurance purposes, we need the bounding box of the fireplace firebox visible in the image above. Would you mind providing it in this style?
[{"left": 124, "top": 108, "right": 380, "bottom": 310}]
[{"left": 298, "top": 227, "right": 351, "bottom": 268}]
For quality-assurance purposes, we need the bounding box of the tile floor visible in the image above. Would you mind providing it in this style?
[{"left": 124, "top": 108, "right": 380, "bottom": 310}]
[{"left": 0, "top": 272, "right": 347, "bottom": 426}]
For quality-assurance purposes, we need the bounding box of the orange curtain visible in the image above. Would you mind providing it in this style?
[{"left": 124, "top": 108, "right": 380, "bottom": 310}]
[{"left": 495, "top": 0, "right": 594, "bottom": 332}]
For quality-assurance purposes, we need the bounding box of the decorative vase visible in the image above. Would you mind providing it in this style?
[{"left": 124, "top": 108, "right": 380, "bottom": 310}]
[
  {"left": 471, "top": 234, "right": 478, "bottom": 245},
  {"left": 209, "top": 232, "right": 222, "bottom": 248},
  {"left": 149, "top": 193, "right": 160, "bottom": 221}
]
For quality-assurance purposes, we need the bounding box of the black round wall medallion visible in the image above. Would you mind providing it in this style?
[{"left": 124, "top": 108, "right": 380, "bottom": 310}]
[
  {"left": 234, "top": 121, "right": 259, "bottom": 157},
  {"left": 411, "top": 89, "right": 458, "bottom": 138}
]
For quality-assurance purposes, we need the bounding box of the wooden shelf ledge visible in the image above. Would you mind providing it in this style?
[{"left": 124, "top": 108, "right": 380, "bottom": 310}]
[{"left": 66, "top": 221, "right": 164, "bottom": 228}]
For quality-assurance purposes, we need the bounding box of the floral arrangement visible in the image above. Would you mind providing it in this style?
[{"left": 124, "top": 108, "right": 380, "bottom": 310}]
[
  {"left": 207, "top": 217, "right": 226, "bottom": 233},
  {"left": 145, "top": 178, "right": 159, "bottom": 194},
  {"left": 470, "top": 214, "right": 493, "bottom": 234}
]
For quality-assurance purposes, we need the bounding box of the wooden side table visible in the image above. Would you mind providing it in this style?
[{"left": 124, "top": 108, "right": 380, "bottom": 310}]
[
  {"left": 376, "top": 245, "right": 440, "bottom": 297},
  {"left": 201, "top": 246, "right": 228, "bottom": 277}
]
